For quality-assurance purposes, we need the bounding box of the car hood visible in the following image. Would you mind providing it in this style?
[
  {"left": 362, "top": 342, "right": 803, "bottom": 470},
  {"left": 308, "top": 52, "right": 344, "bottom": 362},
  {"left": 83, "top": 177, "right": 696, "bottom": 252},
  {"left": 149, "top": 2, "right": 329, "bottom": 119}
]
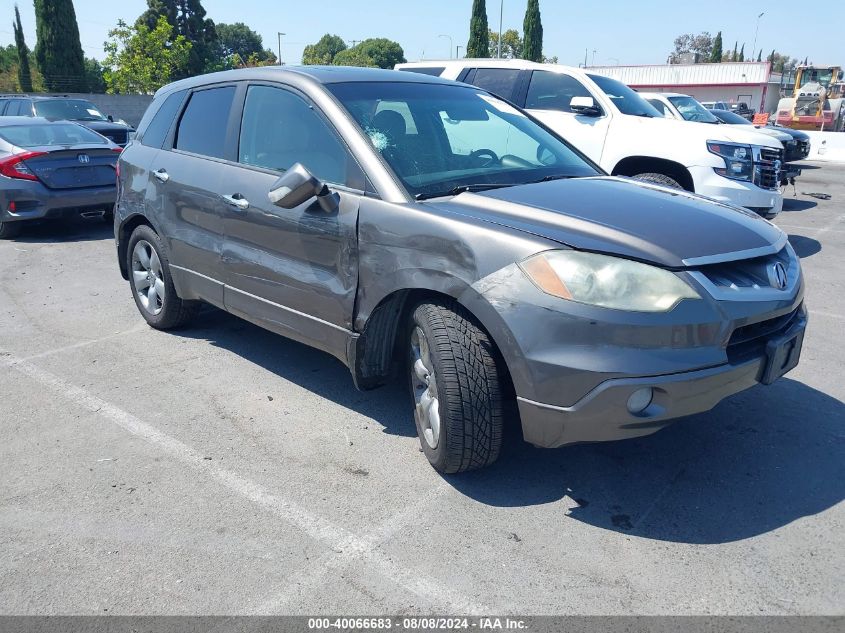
[
  {"left": 426, "top": 176, "right": 784, "bottom": 268},
  {"left": 74, "top": 119, "right": 134, "bottom": 132},
  {"left": 626, "top": 116, "right": 782, "bottom": 149},
  {"left": 753, "top": 126, "right": 793, "bottom": 142}
]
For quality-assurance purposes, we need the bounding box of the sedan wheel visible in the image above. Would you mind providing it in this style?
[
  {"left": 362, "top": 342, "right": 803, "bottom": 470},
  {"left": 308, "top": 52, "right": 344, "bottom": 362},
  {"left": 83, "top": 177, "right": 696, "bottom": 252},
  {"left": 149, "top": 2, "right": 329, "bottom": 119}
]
[{"left": 410, "top": 326, "right": 441, "bottom": 450}]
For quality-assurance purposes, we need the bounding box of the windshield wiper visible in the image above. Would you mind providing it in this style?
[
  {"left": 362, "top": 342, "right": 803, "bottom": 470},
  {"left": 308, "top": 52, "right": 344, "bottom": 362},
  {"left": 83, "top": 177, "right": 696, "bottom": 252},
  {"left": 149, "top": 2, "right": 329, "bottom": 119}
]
[
  {"left": 533, "top": 174, "right": 580, "bottom": 183},
  {"left": 415, "top": 183, "right": 516, "bottom": 201}
]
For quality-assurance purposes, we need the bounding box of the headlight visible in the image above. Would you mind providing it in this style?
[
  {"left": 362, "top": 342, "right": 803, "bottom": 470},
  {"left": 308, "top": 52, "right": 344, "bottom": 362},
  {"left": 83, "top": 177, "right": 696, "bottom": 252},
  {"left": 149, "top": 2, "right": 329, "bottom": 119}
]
[
  {"left": 520, "top": 250, "right": 700, "bottom": 312},
  {"left": 708, "top": 141, "right": 752, "bottom": 181}
]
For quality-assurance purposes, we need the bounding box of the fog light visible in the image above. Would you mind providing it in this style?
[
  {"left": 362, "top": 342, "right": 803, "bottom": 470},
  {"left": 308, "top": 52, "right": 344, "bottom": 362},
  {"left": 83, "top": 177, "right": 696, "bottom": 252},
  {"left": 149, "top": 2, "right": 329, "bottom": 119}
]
[{"left": 627, "top": 387, "right": 654, "bottom": 414}]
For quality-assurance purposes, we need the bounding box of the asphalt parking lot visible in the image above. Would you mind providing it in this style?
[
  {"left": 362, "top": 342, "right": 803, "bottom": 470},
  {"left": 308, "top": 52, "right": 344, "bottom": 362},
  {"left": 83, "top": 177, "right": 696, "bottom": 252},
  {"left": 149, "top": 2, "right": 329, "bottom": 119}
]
[{"left": 1, "top": 163, "right": 843, "bottom": 616}]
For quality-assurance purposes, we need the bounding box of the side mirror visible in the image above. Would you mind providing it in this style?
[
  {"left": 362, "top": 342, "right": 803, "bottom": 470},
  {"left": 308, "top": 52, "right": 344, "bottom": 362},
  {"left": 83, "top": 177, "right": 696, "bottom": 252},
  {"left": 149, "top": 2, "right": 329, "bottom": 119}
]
[
  {"left": 268, "top": 163, "right": 339, "bottom": 213},
  {"left": 107, "top": 114, "right": 114, "bottom": 122},
  {"left": 570, "top": 96, "right": 602, "bottom": 117}
]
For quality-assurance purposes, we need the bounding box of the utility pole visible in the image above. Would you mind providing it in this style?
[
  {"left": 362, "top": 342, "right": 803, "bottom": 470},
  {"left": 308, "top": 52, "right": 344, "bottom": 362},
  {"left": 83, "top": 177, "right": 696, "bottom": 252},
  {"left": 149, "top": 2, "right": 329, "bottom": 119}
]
[
  {"left": 752, "top": 12, "right": 764, "bottom": 63},
  {"left": 592, "top": 49, "right": 597, "bottom": 66},
  {"left": 456, "top": 45, "right": 464, "bottom": 58},
  {"left": 439, "top": 34, "right": 453, "bottom": 59},
  {"left": 277, "top": 32, "right": 285, "bottom": 65},
  {"left": 498, "top": 0, "right": 504, "bottom": 59}
]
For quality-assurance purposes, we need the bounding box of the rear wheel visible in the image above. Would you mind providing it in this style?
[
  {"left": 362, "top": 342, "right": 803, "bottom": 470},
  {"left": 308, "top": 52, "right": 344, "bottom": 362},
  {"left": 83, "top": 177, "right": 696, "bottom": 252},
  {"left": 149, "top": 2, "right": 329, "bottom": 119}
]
[
  {"left": 633, "top": 172, "right": 684, "bottom": 189},
  {"left": 408, "top": 300, "right": 504, "bottom": 473},
  {"left": 0, "top": 221, "right": 22, "bottom": 240},
  {"left": 126, "top": 224, "right": 199, "bottom": 330}
]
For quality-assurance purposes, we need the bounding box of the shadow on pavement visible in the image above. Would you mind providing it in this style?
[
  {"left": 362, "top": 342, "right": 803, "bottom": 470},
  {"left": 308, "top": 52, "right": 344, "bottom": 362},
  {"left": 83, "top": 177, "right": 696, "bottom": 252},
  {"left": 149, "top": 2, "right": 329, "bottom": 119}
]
[
  {"left": 782, "top": 198, "right": 818, "bottom": 212},
  {"left": 175, "top": 307, "right": 416, "bottom": 438},
  {"left": 447, "top": 377, "right": 845, "bottom": 544},
  {"left": 788, "top": 234, "right": 822, "bottom": 258},
  {"left": 6, "top": 217, "right": 113, "bottom": 243},
  {"left": 170, "top": 308, "right": 845, "bottom": 545}
]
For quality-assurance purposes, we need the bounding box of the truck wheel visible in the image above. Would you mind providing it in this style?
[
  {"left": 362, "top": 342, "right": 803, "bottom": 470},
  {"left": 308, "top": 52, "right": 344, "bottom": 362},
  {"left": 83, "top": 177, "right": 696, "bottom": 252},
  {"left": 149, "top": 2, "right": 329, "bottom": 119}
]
[
  {"left": 633, "top": 172, "right": 684, "bottom": 189},
  {"left": 127, "top": 224, "right": 200, "bottom": 330},
  {"left": 0, "top": 221, "right": 22, "bottom": 239},
  {"left": 408, "top": 299, "right": 504, "bottom": 473}
]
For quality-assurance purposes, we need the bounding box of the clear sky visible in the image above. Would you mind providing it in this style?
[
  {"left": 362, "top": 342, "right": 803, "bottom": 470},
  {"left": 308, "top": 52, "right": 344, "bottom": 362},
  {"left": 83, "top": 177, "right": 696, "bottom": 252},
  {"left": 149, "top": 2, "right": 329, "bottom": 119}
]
[{"left": 0, "top": 0, "right": 838, "bottom": 68}]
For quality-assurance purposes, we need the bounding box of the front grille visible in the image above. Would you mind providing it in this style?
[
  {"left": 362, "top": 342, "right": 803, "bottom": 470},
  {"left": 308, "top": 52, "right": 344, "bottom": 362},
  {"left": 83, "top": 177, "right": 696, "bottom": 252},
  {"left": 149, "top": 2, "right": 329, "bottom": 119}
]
[
  {"left": 698, "top": 246, "right": 793, "bottom": 291},
  {"left": 753, "top": 147, "right": 783, "bottom": 190},
  {"left": 101, "top": 130, "right": 127, "bottom": 145},
  {"left": 727, "top": 306, "right": 802, "bottom": 363},
  {"left": 799, "top": 139, "right": 810, "bottom": 157}
]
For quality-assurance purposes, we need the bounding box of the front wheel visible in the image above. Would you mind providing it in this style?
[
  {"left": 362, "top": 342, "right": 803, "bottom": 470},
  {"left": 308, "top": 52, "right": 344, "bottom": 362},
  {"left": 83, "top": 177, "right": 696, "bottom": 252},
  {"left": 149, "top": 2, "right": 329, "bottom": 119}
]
[
  {"left": 126, "top": 224, "right": 199, "bottom": 330},
  {"left": 632, "top": 172, "right": 684, "bottom": 189},
  {"left": 408, "top": 300, "right": 505, "bottom": 473}
]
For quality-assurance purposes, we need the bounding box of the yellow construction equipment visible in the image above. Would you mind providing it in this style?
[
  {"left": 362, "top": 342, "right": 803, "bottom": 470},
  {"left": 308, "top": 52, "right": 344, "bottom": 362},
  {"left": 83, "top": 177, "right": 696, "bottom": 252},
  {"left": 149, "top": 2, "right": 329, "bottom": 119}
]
[{"left": 776, "top": 66, "right": 845, "bottom": 131}]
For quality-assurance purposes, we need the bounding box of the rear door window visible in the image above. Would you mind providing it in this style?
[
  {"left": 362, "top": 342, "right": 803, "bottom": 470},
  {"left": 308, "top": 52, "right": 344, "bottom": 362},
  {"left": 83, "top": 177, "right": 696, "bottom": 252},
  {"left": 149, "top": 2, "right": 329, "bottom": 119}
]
[
  {"left": 525, "top": 71, "right": 592, "bottom": 112},
  {"left": 175, "top": 86, "right": 236, "bottom": 159},
  {"left": 469, "top": 68, "right": 521, "bottom": 101}
]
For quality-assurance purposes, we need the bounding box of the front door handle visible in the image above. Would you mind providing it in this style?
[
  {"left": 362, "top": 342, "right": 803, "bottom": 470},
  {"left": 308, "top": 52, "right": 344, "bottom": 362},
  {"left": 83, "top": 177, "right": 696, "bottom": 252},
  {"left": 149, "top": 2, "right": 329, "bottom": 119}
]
[
  {"left": 153, "top": 169, "right": 169, "bottom": 183},
  {"left": 222, "top": 193, "right": 249, "bottom": 210}
]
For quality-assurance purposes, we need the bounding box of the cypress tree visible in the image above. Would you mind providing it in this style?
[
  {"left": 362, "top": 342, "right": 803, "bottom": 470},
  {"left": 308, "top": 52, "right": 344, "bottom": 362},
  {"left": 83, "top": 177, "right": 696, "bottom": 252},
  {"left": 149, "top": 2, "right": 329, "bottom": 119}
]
[
  {"left": 522, "top": 0, "right": 543, "bottom": 62},
  {"left": 731, "top": 41, "right": 737, "bottom": 62},
  {"left": 467, "top": 0, "right": 489, "bottom": 58},
  {"left": 710, "top": 31, "right": 723, "bottom": 63},
  {"left": 34, "top": 0, "right": 87, "bottom": 92},
  {"left": 13, "top": 4, "right": 33, "bottom": 92},
  {"left": 756, "top": 50, "right": 762, "bottom": 62},
  {"left": 739, "top": 44, "right": 745, "bottom": 62}
]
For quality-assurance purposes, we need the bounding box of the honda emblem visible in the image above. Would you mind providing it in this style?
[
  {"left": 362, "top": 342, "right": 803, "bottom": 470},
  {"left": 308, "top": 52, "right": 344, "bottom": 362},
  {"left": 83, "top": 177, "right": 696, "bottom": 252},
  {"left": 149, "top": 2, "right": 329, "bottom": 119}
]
[{"left": 77, "top": 154, "right": 90, "bottom": 164}]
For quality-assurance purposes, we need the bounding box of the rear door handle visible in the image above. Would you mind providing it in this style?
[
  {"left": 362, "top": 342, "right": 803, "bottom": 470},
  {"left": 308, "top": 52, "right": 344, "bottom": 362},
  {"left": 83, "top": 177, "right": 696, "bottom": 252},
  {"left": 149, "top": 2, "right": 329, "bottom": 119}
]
[
  {"left": 222, "top": 194, "right": 249, "bottom": 210},
  {"left": 153, "top": 169, "right": 169, "bottom": 183}
]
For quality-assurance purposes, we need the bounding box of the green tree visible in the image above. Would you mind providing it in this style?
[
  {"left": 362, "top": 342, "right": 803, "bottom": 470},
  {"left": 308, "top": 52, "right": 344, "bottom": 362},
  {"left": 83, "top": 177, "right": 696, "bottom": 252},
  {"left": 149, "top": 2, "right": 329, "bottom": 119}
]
[
  {"left": 710, "top": 31, "right": 722, "bottom": 63},
  {"left": 34, "top": 0, "right": 87, "bottom": 91},
  {"left": 739, "top": 43, "right": 745, "bottom": 62},
  {"left": 488, "top": 29, "right": 522, "bottom": 59},
  {"left": 103, "top": 17, "right": 191, "bottom": 94},
  {"left": 355, "top": 38, "right": 406, "bottom": 69},
  {"left": 668, "top": 32, "right": 713, "bottom": 63},
  {"left": 332, "top": 47, "right": 377, "bottom": 68},
  {"left": 522, "top": 0, "right": 543, "bottom": 62},
  {"left": 215, "top": 22, "right": 270, "bottom": 62},
  {"left": 467, "top": 0, "right": 489, "bottom": 58},
  {"left": 12, "top": 4, "right": 33, "bottom": 92},
  {"left": 301, "top": 33, "right": 348, "bottom": 65},
  {"left": 756, "top": 50, "right": 762, "bottom": 62},
  {"left": 136, "top": 0, "right": 217, "bottom": 76},
  {"left": 84, "top": 57, "right": 106, "bottom": 92}
]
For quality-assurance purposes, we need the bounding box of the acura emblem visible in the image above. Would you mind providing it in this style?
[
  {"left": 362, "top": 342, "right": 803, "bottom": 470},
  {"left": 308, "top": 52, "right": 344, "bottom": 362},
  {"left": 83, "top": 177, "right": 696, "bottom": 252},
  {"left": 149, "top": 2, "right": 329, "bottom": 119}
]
[
  {"left": 77, "top": 154, "right": 90, "bottom": 164},
  {"left": 770, "top": 262, "right": 788, "bottom": 289}
]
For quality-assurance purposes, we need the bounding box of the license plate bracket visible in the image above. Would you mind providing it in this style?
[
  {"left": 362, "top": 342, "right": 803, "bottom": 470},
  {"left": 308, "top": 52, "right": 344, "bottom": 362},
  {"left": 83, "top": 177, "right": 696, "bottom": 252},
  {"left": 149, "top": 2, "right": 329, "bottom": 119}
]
[{"left": 761, "top": 326, "right": 805, "bottom": 385}]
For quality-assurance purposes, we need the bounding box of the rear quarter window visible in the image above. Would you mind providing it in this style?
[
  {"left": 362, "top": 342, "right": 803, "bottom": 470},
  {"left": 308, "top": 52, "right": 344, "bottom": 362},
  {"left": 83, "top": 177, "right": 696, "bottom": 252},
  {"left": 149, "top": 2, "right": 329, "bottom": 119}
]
[
  {"left": 468, "top": 68, "right": 521, "bottom": 101},
  {"left": 137, "top": 90, "right": 187, "bottom": 148}
]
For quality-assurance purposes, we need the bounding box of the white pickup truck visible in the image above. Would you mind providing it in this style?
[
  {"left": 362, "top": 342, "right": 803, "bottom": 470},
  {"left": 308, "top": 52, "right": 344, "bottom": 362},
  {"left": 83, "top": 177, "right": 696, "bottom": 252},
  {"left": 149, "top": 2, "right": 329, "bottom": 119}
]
[{"left": 396, "top": 59, "right": 785, "bottom": 217}]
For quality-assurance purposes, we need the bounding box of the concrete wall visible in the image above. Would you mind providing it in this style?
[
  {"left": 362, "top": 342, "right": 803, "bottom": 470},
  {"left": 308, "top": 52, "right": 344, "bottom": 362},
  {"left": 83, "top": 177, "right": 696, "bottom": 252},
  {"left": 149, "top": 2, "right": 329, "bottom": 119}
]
[
  {"left": 46, "top": 93, "right": 154, "bottom": 128},
  {"left": 805, "top": 131, "right": 845, "bottom": 162}
]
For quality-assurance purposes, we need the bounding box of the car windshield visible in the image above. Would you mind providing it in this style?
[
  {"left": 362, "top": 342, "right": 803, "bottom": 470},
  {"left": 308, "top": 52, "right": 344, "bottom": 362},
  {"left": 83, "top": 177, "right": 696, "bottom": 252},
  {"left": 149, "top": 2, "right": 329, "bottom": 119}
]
[
  {"left": 712, "top": 109, "right": 752, "bottom": 125},
  {"left": 799, "top": 68, "right": 834, "bottom": 88},
  {"left": 0, "top": 122, "right": 108, "bottom": 147},
  {"left": 328, "top": 81, "right": 600, "bottom": 199},
  {"left": 586, "top": 74, "right": 662, "bottom": 117},
  {"left": 667, "top": 96, "right": 720, "bottom": 123},
  {"left": 33, "top": 99, "right": 108, "bottom": 121}
]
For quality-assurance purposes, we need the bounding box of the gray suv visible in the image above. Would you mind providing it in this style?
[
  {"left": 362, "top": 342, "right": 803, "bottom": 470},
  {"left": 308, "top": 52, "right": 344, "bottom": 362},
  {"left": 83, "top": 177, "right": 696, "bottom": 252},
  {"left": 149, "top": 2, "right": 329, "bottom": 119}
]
[{"left": 115, "top": 67, "right": 806, "bottom": 473}]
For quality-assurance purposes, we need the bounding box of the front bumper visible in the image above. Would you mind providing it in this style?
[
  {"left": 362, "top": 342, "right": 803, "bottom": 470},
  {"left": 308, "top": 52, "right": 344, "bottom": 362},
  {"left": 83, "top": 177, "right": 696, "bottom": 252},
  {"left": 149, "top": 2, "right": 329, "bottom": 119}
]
[
  {"left": 0, "top": 183, "right": 116, "bottom": 223},
  {"left": 518, "top": 307, "right": 806, "bottom": 447},
  {"left": 688, "top": 165, "right": 783, "bottom": 218}
]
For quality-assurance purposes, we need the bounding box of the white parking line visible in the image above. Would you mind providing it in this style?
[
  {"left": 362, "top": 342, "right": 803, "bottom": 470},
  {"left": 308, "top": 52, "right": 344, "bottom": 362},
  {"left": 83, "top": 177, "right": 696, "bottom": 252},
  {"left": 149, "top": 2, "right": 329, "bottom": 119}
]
[
  {"left": 2, "top": 323, "right": 149, "bottom": 365},
  {"left": 5, "top": 354, "right": 486, "bottom": 614}
]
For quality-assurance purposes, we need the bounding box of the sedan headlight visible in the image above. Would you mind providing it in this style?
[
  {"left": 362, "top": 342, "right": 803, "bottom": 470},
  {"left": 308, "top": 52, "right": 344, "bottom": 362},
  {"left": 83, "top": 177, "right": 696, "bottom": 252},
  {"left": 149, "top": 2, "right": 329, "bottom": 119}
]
[
  {"left": 520, "top": 250, "right": 700, "bottom": 312},
  {"left": 707, "top": 141, "right": 753, "bottom": 181}
]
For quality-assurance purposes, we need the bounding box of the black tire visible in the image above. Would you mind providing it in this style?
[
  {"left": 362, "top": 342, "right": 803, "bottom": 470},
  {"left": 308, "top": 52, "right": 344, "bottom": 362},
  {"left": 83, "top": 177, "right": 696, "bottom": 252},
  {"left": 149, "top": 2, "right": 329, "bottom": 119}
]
[
  {"left": 0, "top": 221, "right": 22, "bottom": 239},
  {"left": 632, "top": 172, "right": 684, "bottom": 189},
  {"left": 126, "top": 224, "right": 200, "bottom": 330},
  {"left": 408, "top": 299, "right": 504, "bottom": 473}
]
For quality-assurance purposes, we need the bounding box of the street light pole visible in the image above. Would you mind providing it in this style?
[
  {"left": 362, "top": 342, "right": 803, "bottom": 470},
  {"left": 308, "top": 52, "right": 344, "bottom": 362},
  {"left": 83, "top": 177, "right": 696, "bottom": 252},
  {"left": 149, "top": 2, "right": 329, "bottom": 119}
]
[
  {"left": 752, "top": 12, "right": 764, "bottom": 62},
  {"left": 456, "top": 45, "right": 464, "bottom": 58},
  {"left": 498, "top": 0, "right": 504, "bottom": 59},
  {"left": 277, "top": 32, "right": 285, "bottom": 65},
  {"left": 439, "top": 34, "right": 453, "bottom": 59}
]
